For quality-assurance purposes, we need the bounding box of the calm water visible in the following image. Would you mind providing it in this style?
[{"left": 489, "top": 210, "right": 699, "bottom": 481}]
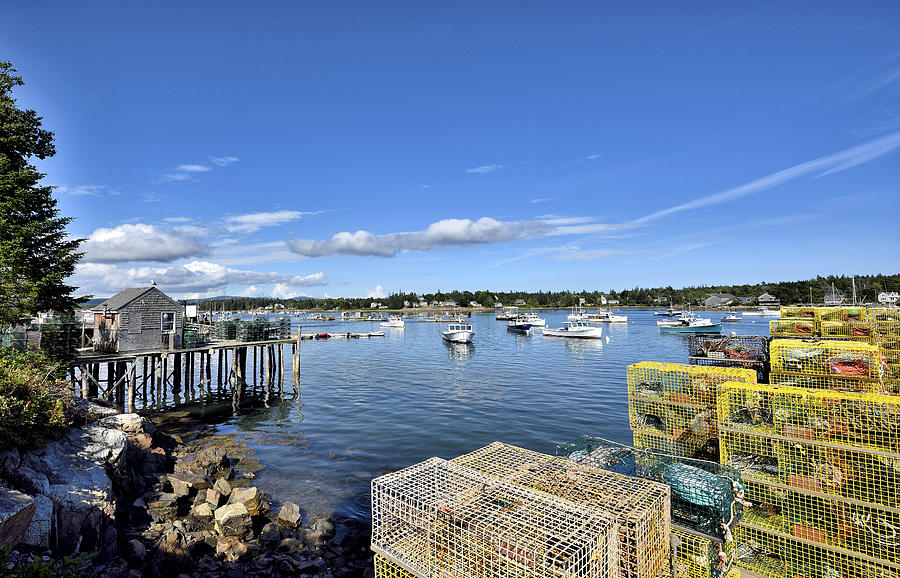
[{"left": 166, "top": 309, "right": 769, "bottom": 524}]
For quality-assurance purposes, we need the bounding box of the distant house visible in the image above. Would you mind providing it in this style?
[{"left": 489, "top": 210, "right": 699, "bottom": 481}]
[
  {"left": 878, "top": 292, "right": 899, "bottom": 305},
  {"left": 92, "top": 284, "right": 182, "bottom": 353},
  {"left": 440, "top": 301, "right": 457, "bottom": 307},
  {"left": 493, "top": 303, "right": 503, "bottom": 309},
  {"left": 757, "top": 292, "right": 780, "bottom": 308},
  {"left": 607, "top": 299, "right": 619, "bottom": 305},
  {"left": 737, "top": 297, "right": 754, "bottom": 305},
  {"left": 469, "top": 301, "right": 482, "bottom": 308},
  {"left": 514, "top": 299, "right": 526, "bottom": 306},
  {"left": 704, "top": 293, "right": 737, "bottom": 308}
]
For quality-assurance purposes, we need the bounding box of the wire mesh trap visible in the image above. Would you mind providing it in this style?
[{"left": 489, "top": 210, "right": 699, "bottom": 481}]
[
  {"left": 671, "top": 526, "right": 739, "bottom": 578},
  {"left": 371, "top": 457, "right": 619, "bottom": 578},
  {"left": 556, "top": 436, "right": 748, "bottom": 542},
  {"left": 451, "top": 442, "right": 671, "bottom": 578},
  {"left": 769, "top": 339, "right": 882, "bottom": 380}
]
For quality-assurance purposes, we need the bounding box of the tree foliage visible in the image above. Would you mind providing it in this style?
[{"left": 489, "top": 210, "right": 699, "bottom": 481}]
[
  {"left": 0, "top": 61, "right": 84, "bottom": 327},
  {"left": 195, "top": 273, "right": 900, "bottom": 311}
]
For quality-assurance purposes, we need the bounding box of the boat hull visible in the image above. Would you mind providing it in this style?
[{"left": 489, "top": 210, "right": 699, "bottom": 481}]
[
  {"left": 659, "top": 324, "right": 722, "bottom": 333},
  {"left": 543, "top": 327, "right": 603, "bottom": 339},
  {"left": 506, "top": 323, "right": 532, "bottom": 334},
  {"left": 441, "top": 331, "right": 473, "bottom": 343}
]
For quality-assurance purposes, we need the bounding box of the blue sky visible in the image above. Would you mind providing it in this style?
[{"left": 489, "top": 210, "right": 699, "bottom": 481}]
[{"left": 3, "top": 2, "right": 899, "bottom": 299}]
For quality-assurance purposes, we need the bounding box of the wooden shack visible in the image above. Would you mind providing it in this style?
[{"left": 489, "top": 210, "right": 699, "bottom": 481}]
[{"left": 92, "top": 284, "right": 183, "bottom": 352}]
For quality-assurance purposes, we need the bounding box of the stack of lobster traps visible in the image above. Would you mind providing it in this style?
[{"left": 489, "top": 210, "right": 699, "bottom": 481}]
[
  {"left": 717, "top": 381, "right": 900, "bottom": 578},
  {"left": 557, "top": 435, "right": 748, "bottom": 578},
  {"left": 626, "top": 362, "right": 758, "bottom": 459},
  {"left": 687, "top": 335, "right": 770, "bottom": 382},
  {"left": 768, "top": 338, "right": 884, "bottom": 394},
  {"left": 371, "top": 442, "right": 673, "bottom": 578},
  {"left": 869, "top": 307, "right": 900, "bottom": 394}
]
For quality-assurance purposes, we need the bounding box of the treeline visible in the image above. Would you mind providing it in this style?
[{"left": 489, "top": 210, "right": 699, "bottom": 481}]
[{"left": 195, "top": 273, "right": 900, "bottom": 311}]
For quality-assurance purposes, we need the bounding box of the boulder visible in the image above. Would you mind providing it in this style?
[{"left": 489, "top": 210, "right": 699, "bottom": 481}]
[
  {"left": 188, "top": 502, "right": 215, "bottom": 531},
  {"left": 228, "top": 486, "right": 269, "bottom": 516},
  {"left": 168, "top": 472, "right": 209, "bottom": 498},
  {"left": 20, "top": 494, "right": 52, "bottom": 548},
  {"left": 0, "top": 487, "right": 36, "bottom": 549},
  {"left": 313, "top": 517, "right": 336, "bottom": 539},
  {"left": 276, "top": 501, "right": 302, "bottom": 529},
  {"left": 214, "top": 503, "right": 252, "bottom": 538},
  {"left": 0, "top": 448, "right": 20, "bottom": 473},
  {"left": 19, "top": 422, "right": 127, "bottom": 557},
  {"left": 99, "top": 413, "right": 156, "bottom": 435},
  {"left": 204, "top": 488, "right": 222, "bottom": 507},
  {"left": 71, "top": 398, "right": 120, "bottom": 422},
  {"left": 216, "top": 536, "right": 249, "bottom": 562},
  {"left": 125, "top": 538, "right": 147, "bottom": 563}
]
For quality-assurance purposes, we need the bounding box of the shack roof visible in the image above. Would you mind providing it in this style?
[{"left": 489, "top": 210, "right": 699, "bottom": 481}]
[{"left": 91, "top": 286, "right": 178, "bottom": 312}]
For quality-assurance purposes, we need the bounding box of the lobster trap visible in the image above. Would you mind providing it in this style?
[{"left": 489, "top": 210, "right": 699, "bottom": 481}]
[
  {"left": 815, "top": 307, "right": 869, "bottom": 323},
  {"left": 819, "top": 321, "right": 878, "bottom": 344},
  {"left": 769, "top": 319, "right": 818, "bottom": 338},
  {"left": 719, "top": 384, "right": 900, "bottom": 510},
  {"left": 768, "top": 372, "right": 882, "bottom": 394},
  {"left": 627, "top": 362, "right": 757, "bottom": 407},
  {"left": 374, "top": 554, "right": 415, "bottom": 578},
  {"left": 780, "top": 306, "right": 819, "bottom": 320},
  {"left": 371, "top": 457, "right": 619, "bottom": 578},
  {"left": 633, "top": 430, "right": 708, "bottom": 460},
  {"left": 730, "top": 523, "right": 787, "bottom": 578},
  {"left": 452, "top": 442, "right": 671, "bottom": 578},
  {"left": 556, "top": 436, "right": 747, "bottom": 542},
  {"left": 687, "top": 335, "right": 769, "bottom": 382},
  {"left": 769, "top": 339, "right": 882, "bottom": 379},
  {"left": 869, "top": 308, "right": 900, "bottom": 323},
  {"left": 671, "top": 526, "right": 739, "bottom": 578}
]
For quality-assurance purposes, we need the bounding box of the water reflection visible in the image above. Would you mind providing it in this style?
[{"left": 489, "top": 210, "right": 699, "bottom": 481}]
[{"left": 445, "top": 341, "right": 474, "bottom": 362}]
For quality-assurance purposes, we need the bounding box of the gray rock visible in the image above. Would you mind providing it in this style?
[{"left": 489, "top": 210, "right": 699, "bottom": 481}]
[
  {"left": 99, "top": 413, "right": 156, "bottom": 434},
  {"left": 213, "top": 477, "right": 232, "bottom": 496},
  {"left": 204, "top": 488, "right": 222, "bottom": 507},
  {"left": 20, "top": 494, "right": 52, "bottom": 548},
  {"left": 0, "top": 448, "right": 20, "bottom": 473},
  {"left": 313, "top": 517, "right": 336, "bottom": 538},
  {"left": 71, "top": 398, "right": 120, "bottom": 422},
  {"left": 276, "top": 501, "right": 302, "bottom": 528},
  {"left": 214, "top": 503, "right": 252, "bottom": 538},
  {"left": 0, "top": 487, "right": 36, "bottom": 549},
  {"left": 188, "top": 502, "right": 215, "bottom": 531},
  {"left": 19, "top": 422, "right": 127, "bottom": 557},
  {"left": 126, "top": 538, "right": 146, "bottom": 562},
  {"left": 168, "top": 472, "right": 209, "bottom": 498}
]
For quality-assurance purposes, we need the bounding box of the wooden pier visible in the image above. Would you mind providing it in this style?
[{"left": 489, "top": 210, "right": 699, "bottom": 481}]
[{"left": 69, "top": 334, "right": 303, "bottom": 413}]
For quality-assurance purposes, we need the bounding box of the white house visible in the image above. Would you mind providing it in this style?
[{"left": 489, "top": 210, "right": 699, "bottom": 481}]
[{"left": 878, "top": 292, "right": 899, "bottom": 305}]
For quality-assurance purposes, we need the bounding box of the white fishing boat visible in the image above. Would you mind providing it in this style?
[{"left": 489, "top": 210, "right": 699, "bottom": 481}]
[
  {"left": 567, "top": 306, "right": 589, "bottom": 321},
  {"left": 495, "top": 306, "right": 519, "bottom": 321},
  {"left": 587, "top": 309, "right": 628, "bottom": 323},
  {"left": 442, "top": 322, "right": 474, "bottom": 343},
  {"left": 380, "top": 315, "right": 405, "bottom": 328},
  {"left": 657, "top": 312, "right": 722, "bottom": 333},
  {"left": 654, "top": 306, "right": 683, "bottom": 317},
  {"left": 743, "top": 307, "right": 780, "bottom": 317},
  {"left": 720, "top": 311, "right": 741, "bottom": 322},
  {"left": 521, "top": 311, "right": 546, "bottom": 327},
  {"left": 543, "top": 320, "right": 603, "bottom": 339}
]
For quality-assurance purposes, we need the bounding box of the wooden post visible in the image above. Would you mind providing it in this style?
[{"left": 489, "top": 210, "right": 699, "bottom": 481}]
[
  {"left": 293, "top": 327, "right": 301, "bottom": 387},
  {"left": 80, "top": 365, "right": 88, "bottom": 398},
  {"left": 128, "top": 362, "right": 136, "bottom": 413},
  {"left": 106, "top": 362, "right": 114, "bottom": 397},
  {"left": 253, "top": 346, "right": 258, "bottom": 386},
  {"left": 116, "top": 361, "right": 127, "bottom": 407},
  {"left": 173, "top": 353, "right": 182, "bottom": 391},
  {"left": 206, "top": 351, "right": 211, "bottom": 390},
  {"left": 217, "top": 348, "right": 223, "bottom": 387},
  {"left": 89, "top": 364, "right": 99, "bottom": 398}
]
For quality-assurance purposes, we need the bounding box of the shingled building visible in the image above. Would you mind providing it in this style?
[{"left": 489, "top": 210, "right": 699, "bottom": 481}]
[{"left": 92, "top": 284, "right": 182, "bottom": 352}]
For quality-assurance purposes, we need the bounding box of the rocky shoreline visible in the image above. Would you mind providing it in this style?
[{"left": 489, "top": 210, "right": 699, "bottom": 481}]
[{"left": 0, "top": 402, "right": 374, "bottom": 577}]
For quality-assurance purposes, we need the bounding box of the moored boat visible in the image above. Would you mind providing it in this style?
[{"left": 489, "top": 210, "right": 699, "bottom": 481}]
[
  {"left": 543, "top": 320, "right": 603, "bottom": 339},
  {"left": 506, "top": 316, "right": 533, "bottom": 334},
  {"left": 658, "top": 312, "right": 722, "bottom": 333},
  {"left": 587, "top": 309, "right": 628, "bottom": 323},
  {"left": 720, "top": 311, "right": 741, "bottom": 322},
  {"left": 441, "top": 322, "right": 474, "bottom": 343},
  {"left": 380, "top": 315, "right": 405, "bottom": 328}
]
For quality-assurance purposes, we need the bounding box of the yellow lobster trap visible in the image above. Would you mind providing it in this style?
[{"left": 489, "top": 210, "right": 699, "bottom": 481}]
[
  {"left": 452, "top": 442, "right": 672, "bottom": 578},
  {"left": 718, "top": 383, "right": 900, "bottom": 511},
  {"left": 815, "top": 307, "right": 868, "bottom": 323},
  {"left": 819, "top": 321, "right": 878, "bottom": 344},
  {"left": 780, "top": 306, "right": 818, "bottom": 320},
  {"left": 769, "top": 319, "right": 817, "bottom": 338},
  {"left": 671, "top": 526, "right": 739, "bottom": 578},
  {"left": 627, "top": 362, "right": 757, "bottom": 408},
  {"left": 768, "top": 372, "right": 882, "bottom": 394},
  {"left": 371, "top": 457, "right": 619, "bottom": 578},
  {"left": 769, "top": 339, "right": 881, "bottom": 380}
]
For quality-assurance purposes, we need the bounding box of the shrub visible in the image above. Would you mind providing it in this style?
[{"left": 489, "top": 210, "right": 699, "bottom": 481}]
[
  {"left": 0, "top": 548, "right": 93, "bottom": 578},
  {"left": 0, "top": 349, "right": 72, "bottom": 450}
]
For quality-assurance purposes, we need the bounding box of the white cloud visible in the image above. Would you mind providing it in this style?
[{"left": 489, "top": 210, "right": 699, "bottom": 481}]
[
  {"left": 240, "top": 285, "right": 262, "bottom": 297},
  {"left": 632, "top": 130, "right": 900, "bottom": 225},
  {"left": 272, "top": 283, "right": 311, "bottom": 299},
  {"left": 209, "top": 156, "right": 240, "bottom": 167},
  {"left": 225, "top": 210, "right": 318, "bottom": 234},
  {"left": 73, "top": 260, "right": 328, "bottom": 296},
  {"left": 56, "top": 184, "right": 120, "bottom": 197},
  {"left": 159, "top": 173, "right": 195, "bottom": 183},
  {"left": 536, "top": 215, "right": 596, "bottom": 226},
  {"left": 366, "top": 284, "right": 385, "bottom": 298},
  {"left": 529, "top": 197, "right": 557, "bottom": 204},
  {"left": 465, "top": 163, "right": 502, "bottom": 174},
  {"left": 177, "top": 164, "right": 211, "bottom": 172},
  {"left": 287, "top": 217, "right": 549, "bottom": 258},
  {"left": 164, "top": 217, "right": 193, "bottom": 223},
  {"left": 82, "top": 223, "right": 209, "bottom": 263}
]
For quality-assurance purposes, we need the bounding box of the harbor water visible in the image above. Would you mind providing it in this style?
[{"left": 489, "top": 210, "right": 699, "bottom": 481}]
[{"left": 163, "top": 309, "right": 769, "bottom": 524}]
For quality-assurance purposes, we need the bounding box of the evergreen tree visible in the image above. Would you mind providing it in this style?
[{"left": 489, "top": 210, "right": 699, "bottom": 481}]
[{"left": 0, "top": 62, "right": 84, "bottom": 327}]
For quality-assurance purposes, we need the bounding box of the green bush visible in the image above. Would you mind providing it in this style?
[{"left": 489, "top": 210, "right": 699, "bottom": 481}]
[
  {"left": 0, "top": 349, "right": 72, "bottom": 450},
  {"left": 0, "top": 549, "right": 93, "bottom": 578}
]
